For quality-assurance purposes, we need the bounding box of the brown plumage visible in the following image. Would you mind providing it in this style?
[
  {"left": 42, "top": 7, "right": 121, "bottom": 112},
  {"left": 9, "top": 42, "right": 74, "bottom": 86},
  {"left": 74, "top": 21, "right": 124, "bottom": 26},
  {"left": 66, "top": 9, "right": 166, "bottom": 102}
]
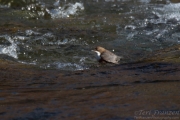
[{"left": 92, "top": 46, "right": 122, "bottom": 64}]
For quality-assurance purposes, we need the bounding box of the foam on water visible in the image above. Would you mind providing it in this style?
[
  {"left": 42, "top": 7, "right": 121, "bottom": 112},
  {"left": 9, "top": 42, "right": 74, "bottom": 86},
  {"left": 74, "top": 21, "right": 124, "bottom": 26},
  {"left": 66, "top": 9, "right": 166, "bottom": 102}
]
[
  {"left": 55, "top": 56, "right": 88, "bottom": 70},
  {"left": 0, "top": 0, "right": 84, "bottom": 19},
  {"left": 48, "top": 2, "right": 84, "bottom": 18},
  {"left": 0, "top": 35, "right": 18, "bottom": 59},
  {"left": 123, "top": 2, "right": 180, "bottom": 44},
  {"left": 57, "top": 62, "right": 86, "bottom": 70},
  {"left": 48, "top": 61, "right": 88, "bottom": 71},
  {"left": 26, "top": 30, "right": 40, "bottom": 36},
  {"left": 148, "top": 3, "right": 180, "bottom": 41},
  {"left": 154, "top": 3, "right": 180, "bottom": 23}
]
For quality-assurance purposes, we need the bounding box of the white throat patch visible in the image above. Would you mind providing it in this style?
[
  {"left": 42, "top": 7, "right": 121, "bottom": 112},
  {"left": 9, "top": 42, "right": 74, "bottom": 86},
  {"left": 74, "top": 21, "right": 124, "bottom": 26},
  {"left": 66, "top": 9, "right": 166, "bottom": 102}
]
[{"left": 93, "top": 50, "right": 101, "bottom": 60}]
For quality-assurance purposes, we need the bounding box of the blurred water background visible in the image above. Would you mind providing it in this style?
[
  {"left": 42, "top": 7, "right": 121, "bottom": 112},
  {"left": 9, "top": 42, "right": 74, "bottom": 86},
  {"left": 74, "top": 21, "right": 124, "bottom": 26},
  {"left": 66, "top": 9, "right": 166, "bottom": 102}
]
[{"left": 0, "top": 0, "right": 180, "bottom": 70}]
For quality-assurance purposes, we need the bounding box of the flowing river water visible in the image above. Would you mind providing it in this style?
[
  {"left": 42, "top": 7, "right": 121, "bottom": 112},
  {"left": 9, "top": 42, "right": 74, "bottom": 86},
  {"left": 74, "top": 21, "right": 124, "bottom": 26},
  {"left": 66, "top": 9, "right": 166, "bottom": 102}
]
[{"left": 0, "top": 0, "right": 180, "bottom": 70}]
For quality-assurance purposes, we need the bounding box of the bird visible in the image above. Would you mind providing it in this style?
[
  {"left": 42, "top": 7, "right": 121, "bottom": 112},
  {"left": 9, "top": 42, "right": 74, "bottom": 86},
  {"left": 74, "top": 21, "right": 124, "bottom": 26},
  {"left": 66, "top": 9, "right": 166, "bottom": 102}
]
[{"left": 92, "top": 46, "right": 122, "bottom": 64}]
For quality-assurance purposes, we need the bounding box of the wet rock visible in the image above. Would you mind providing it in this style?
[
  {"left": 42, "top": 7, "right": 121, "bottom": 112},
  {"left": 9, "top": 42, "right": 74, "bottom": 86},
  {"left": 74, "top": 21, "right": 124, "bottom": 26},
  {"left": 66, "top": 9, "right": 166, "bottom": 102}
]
[
  {"left": 142, "top": 44, "right": 180, "bottom": 63},
  {"left": 0, "top": 57, "right": 180, "bottom": 119}
]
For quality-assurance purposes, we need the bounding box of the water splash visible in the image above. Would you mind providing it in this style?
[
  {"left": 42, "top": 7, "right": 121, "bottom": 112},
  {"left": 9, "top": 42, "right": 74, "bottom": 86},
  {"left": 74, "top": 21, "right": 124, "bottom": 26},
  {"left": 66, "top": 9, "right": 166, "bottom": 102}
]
[
  {"left": 0, "top": 0, "right": 84, "bottom": 19},
  {"left": 0, "top": 35, "right": 18, "bottom": 59},
  {"left": 0, "top": 29, "right": 89, "bottom": 71},
  {"left": 153, "top": 3, "right": 180, "bottom": 23},
  {"left": 48, "top": 2, "right": 84, "bottom": 18}
]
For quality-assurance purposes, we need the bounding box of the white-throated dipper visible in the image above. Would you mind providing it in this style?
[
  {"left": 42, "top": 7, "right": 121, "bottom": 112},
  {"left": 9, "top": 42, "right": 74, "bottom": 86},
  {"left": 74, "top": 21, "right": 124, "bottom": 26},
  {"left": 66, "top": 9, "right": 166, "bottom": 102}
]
[{"left": 92, "top": 46, "right": 122, "bottom": 64}]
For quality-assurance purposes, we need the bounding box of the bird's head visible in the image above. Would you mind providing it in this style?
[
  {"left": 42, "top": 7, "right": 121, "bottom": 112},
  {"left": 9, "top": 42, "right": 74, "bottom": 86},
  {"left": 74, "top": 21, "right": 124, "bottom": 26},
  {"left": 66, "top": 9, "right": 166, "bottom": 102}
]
[{"left": 94, "top": 46, "right": 106, "bottom": 53}]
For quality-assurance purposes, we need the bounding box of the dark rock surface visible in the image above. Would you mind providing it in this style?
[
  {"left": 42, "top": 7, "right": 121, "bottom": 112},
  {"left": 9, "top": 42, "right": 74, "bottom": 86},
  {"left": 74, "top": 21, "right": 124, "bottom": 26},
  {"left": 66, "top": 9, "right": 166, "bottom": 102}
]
[{"left": 0, "top": 58, "right": 180, "bottom": 119}]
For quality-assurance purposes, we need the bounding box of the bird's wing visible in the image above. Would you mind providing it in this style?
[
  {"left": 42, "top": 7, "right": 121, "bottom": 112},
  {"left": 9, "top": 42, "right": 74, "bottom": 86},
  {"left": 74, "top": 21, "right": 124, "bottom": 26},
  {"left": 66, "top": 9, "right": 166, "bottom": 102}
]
[{"left": 101, "top": 51, "right": 118, "bottom": 63}]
